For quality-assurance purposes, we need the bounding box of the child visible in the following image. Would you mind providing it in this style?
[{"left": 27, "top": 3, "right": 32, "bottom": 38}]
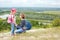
[
  {"left": 7, "top": 8, "right": 17, "bottom": 35},
  {"left": 15, "top": 13, "right": 26, "bottom": 33},
  {"left": 15, "top": 13, "right": 32, "bottom": 33}
]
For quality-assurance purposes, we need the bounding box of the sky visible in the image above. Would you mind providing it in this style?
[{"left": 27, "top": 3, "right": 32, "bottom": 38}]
[{"left": 0, "top": 0, "right": 60, "bottom": 7}]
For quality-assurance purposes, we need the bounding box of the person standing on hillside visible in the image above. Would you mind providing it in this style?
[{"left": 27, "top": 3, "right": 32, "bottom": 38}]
[{"left": 7, "top": 8, "right": 17, "bottom": 36}]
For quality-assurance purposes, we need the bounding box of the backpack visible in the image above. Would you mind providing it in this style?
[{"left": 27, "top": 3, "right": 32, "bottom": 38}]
[
  {"left": 7, "top": 15, "right": 12, "bottom": 23},
  {"left": 25, "top": 20, "right": 32, "bottom": 30}
]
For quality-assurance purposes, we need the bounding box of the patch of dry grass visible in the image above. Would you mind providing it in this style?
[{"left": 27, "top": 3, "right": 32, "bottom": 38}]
[
  {"left": 0, "top": 27, "right": 60, "bottom": 40},
  {"left": 11, "top": 27, "right": 60, "bottom": 40}
]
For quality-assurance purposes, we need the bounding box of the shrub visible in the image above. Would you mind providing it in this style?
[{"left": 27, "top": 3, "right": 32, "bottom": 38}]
[
  {"left": 0, "top": 19, "right": 10, "bottom": 31},
  {"left": 30, "top": 20, "right": 39, "bottom": 26},
  {"left": 52, "top": 18, "right": 60, "bottom": 26}
]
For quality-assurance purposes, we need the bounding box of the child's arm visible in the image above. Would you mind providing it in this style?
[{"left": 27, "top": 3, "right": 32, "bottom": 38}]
[{"left": 15, "top": 23, "right": 17, "bottom": 26}]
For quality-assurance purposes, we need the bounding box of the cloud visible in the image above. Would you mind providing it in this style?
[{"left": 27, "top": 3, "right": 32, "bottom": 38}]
[{"left": 0, "top": 0, "right": 60, "bottom": 7}]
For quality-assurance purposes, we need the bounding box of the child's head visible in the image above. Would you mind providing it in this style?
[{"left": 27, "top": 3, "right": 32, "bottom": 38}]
[
  {"left": 20, "top": 13, "right": 25, "bottom": 19},
  {"left": 11, "top": 8, "right": 16, "bottom": 15}
]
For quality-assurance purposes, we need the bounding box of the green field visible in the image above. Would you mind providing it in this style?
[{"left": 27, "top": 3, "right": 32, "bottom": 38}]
[{"left": 0, "top": 11, "right": 60, "bottom": 31}]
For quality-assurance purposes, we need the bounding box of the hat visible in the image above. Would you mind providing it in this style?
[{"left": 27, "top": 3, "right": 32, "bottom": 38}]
[{"left": 11, "top": 8, "right": 16, "bottom": 12}]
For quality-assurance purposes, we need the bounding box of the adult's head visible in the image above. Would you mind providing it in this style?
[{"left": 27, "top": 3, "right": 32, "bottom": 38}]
[{"left": 11, "top": 8, "right": 16, "bottom": 15}]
